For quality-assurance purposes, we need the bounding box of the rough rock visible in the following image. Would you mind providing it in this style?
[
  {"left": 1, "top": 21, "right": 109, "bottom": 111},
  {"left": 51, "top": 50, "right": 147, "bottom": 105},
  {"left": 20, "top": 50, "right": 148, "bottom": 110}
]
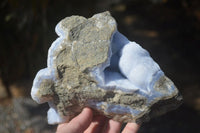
[{"left": 31, "top": 11, "right": 182, "bottom": 124}]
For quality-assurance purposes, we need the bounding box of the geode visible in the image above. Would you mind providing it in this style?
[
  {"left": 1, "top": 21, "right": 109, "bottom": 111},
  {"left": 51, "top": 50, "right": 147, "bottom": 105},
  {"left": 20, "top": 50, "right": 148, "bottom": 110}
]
[{"left": 31, "top": 11, "right": 182, "bottom": 124}]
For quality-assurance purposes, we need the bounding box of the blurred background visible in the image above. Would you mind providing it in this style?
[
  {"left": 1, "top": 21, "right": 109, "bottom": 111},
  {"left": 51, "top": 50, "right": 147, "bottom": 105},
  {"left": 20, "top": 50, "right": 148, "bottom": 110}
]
[{"left": 0, "top": 0, "right": 200, "bottom": 132}]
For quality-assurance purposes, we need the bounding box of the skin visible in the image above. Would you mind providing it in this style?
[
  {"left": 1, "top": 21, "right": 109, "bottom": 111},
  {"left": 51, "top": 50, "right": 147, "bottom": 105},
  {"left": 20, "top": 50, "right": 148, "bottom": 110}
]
[{"left": 57, "top": 108, "right": 140, "bottom": 133}]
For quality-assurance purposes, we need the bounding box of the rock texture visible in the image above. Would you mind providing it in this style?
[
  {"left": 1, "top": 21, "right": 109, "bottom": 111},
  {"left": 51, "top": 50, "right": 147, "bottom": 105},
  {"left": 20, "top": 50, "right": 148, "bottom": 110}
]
[{"left": 31, "top": 11, "right": 182, "bottom": 124}]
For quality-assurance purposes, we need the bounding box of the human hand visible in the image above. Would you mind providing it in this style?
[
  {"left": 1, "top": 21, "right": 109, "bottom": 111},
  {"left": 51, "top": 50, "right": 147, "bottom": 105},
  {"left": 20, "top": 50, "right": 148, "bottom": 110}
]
[{"left": 56, "top": 108, "right": 140, "bottom": 133}]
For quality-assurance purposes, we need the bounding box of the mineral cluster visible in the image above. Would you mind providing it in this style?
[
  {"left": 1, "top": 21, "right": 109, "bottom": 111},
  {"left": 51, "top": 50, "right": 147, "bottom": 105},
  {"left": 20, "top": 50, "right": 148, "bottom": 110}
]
[{"left": 31, "top": 11, "right": 182, "bottom": 124}]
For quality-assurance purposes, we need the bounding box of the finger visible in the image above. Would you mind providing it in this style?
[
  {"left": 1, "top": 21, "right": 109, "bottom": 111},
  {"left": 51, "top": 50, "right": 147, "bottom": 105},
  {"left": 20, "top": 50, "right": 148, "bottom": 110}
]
[
  {"left": 57, "top": 107, "right": 93, "bottom": 133},
  {"left": 122, "top": 123, "right": 140, "bottom": 133},
  {"left": 84, "top": 115, "right": 108, "bottom": 133},
  {"left": 104, "top": 119, "right": 121, "bottom": 133}
]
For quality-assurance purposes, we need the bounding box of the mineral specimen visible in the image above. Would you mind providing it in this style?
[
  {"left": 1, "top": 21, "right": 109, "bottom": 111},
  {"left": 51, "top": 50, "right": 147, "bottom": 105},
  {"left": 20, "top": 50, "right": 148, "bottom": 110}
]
[{"left": 31, "top": 11, "right": 182, "bottom": 124}]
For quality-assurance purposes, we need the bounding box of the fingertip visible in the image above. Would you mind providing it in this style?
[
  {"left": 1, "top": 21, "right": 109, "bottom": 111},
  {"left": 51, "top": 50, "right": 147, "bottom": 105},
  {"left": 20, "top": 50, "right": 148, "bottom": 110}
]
[
  {"left": 57, "top": 123, "right": 68, "bottom": 133},
  {"left": 69, "top": 107, "right": 93, "bottom": 130},
  {"left": 82, "top": 107, "right": 93, "bottom": 116},
  {"left": 122, "top": 123, "right": 140, "bottom": 133},
  {"left": 57, "top": 107, "right": 93, "bottom": 133},
  {"left": 84, "top": 115, "right": 108, "bottom": 133},
  {"left": 104, "top": 119, "right": 121, "bottom": 133}
]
